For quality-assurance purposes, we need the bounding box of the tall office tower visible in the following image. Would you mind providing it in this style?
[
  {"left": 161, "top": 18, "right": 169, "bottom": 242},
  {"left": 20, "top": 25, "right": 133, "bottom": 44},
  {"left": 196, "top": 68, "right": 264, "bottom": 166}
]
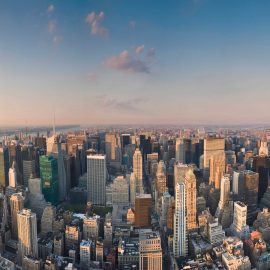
[
  {"left": 35, "top": 136, "right": 47, "bottom": 150},
  {"left": 41, "top": 204, "right": 56, "bottom": 235},
  {"left": 0, "top": 146, "right": 9, "bottom": 187},
  {"left": 105, "top": 133, "right": 121, "bottom": 161},
  {"left": 209, "top": 152, "right": 226, "bottom": 189},
  {"left": 253, "top": 156, "right": 270, "bottom": 203},
  {"left": 8, "top": 144, "right": 23, "bottom": 184},
  {"left": 160, "top": 191, "right": 172, "bottom": 228},
  {"left": 56, "top": 143, "right": 67, "bottom": 202},
  {"left": 185, "top": 169, "right": 197, "bottom": 231},
  {"left": 111, "top": 176, "right": 129, "bottom": 205},
  {"left": 233, "top": 170, "right": 259, "bottom": 224},
  {"left": 121, "top": 134, "right": 131, "bottom": 148},
  {"left": 139, "top": 230, "right": 163, "bottom": 270},
  {"left": 22, "top": 160, "right": 35, "bottom": 187},
  {"left": 80, "top": 240, "right": 92, "bottom": 268},
  {"left": 133, "top": 148, "right": 143, "bottom": 193},
  {"left": 243, "top": 170, "right": 259, "bottom": 224},
  {"left": 87, "top": 155, "right": 106, "bottom": 206},
  {"left": 217, "top": 175, "right": 230, "bottom": 210},
  {"left": 130, "top": 173, "right": 136, "bottom": 207},
  {"left": 174, "top": 163, "right": 190, "bottom": 185},
  {"left": 173, "top": 182, "right": 187, "bottom": 257},
  {"left": 156, "top": 160, "right": 167, "bottom": 197},
  {"left": 175, "top": 138, "right": 185, "bottom": 163},
  {"left": 46, "top": 135, "right": 58, "bottom": 155},
  {"left": 135, "top": 194, "right": 152, "bottom": 228},
  {"left": 9, "top": 162, "right": 17, "bottom": 187},
  {"left": 259, "top": 134, "right": 268, "bottom": 157},
  {"left": 10, "top": 193, "right": 24, "bottom": 240},
  {"left": 231, "top": 201, "right": 250, "bottom": 240},
  {"left": 203, "top": 137, "right": 225, "bottom": 179},
  {"left": 39, "top": 156, "right": 59, "bottom": 205},
  {"left": 17, "top": 209, "right": 38, "bottom": 264}
]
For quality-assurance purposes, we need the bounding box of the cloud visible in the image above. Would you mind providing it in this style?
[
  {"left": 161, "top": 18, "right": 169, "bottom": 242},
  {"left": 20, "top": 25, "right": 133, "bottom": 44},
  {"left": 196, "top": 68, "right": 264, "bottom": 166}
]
[
  {"left": 47, "top": 4, "right": 55, "bottom": 14},
  {"left": 104, "top": 50, "right": 151, "bottom": 73},
  {"left": 86, "top": 11, "right": 107, "bottom": 36},
  {"left": 129, "top": 21, "right": 136, "bottom": 29},
  {"left": 86, "top": 73, "right": 98, "bottom": 82},
  {"left": 53, "top": 35, "right": 63, "bottom": 45},
  {"left": 48, "top": 20, "right": 56, "bottom": 33},
  {"left": 147, "top": 48, "right": 156, "bottom": 58},
  {"left": 135, "top": 45, "right": 144, "bottom": 54},
  {"left": 96, "top": 95, "right": 146, "bottom": 112}
]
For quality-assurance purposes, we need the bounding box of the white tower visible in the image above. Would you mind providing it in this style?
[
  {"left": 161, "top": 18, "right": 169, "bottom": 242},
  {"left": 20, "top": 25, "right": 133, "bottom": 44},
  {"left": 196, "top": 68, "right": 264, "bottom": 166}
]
[
  {"left": 133, "top": 148, "right": 143, "bottom": 194},
  {"left": 87, "top": 155, "right": 106, "bottom": 206},
  {"left": 173, "top": 182, "right": 187, "bottom": 257},
  {"left": 9, "top": 162, "right": 17, "bottom": 188}
]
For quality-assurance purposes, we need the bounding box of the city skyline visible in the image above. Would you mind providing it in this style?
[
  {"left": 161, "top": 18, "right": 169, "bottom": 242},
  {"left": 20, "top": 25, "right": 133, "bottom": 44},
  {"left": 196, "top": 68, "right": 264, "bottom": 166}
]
[{"left": 1, "top": 0, "right": 270, "bottom": 125}]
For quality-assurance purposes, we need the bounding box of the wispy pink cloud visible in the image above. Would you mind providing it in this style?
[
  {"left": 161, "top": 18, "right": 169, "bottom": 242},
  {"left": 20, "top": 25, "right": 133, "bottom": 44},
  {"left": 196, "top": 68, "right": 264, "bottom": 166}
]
[{"left": 86, "top": 11, "right": 108, "bottom": 36}]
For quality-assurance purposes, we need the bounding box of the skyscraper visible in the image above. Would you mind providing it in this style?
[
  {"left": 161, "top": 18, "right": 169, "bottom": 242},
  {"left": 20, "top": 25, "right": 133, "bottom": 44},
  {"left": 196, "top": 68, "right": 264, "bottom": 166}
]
[
  {"left": 173, "top": 182, "right": 187, "bottom": 257},
  {"left": 9, "top": 162, "right": 17, "bottom": 188},
  {"left": 218, "top": 175, "right": 230, "bottom": 210},
  {"left": 175, "top": 138, "right": 185, "bottom": 163},
  {"left": 17, "top": 209, "right": 38, "bottom": 264},
  {"left": 135, "top": 194, "right": 152, "bottom": 228},
  {"left": 10, "top": 193, "right": 24, "bottom": 240},
  {"left": 133, "top": 148, "right": 143, "bottom": 194},
  {"left": 22, "top": 160, "right": 35, "bottom": 187},
  {"left": 203, "top": 137, "right": 225, "bottom": 178},
  {"left": 87, "top": 154, "right": 106, "bottom": 206},
  {"left": 0, "top": 146, "right": 9, "bottom": 187},
  {"left": 209, "top": 152, "right": 226, "bottom": 189},
  {"left": 39, "top": 155, "right": 59, "bottom": 205},
  {"left": 259, "top": 134, "right": 268, "bottom": 157},
  {"left": 185, "top": 168, "right": 197, "bottom": 231}
]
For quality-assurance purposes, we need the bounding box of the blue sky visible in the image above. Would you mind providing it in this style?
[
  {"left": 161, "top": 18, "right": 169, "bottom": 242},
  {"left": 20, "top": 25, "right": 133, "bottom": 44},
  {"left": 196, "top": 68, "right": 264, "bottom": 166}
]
[{"left": 1, "top": 0, "right": 270, "bottom": 126}]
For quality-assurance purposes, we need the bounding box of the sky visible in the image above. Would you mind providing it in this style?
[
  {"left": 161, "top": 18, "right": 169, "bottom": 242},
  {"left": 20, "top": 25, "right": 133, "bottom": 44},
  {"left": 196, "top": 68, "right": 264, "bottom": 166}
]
[{"left": 1, "top": 0, "right": 270, "bottom": 126}]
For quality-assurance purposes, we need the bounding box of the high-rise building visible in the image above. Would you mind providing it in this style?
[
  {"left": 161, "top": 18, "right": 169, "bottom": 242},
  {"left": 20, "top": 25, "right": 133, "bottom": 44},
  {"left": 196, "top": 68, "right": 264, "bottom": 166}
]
[
  {"left": 10, "top": 193, "right": 24, "bottom": 240},
  {"left": 133, "top": 148, "right": 143, "bottom": 194},
  {"left": 111, "top": 176, "right": 129, "bottom": 205},
  {"left": 156, "top": 160, "right": 167, "bottom": 197},
  {"left": 218, "top": 175, "right": 230, "bottom": 210},
  {"left": 41, "top": 204, "right": 56, "bottom": 235},
  {"left": 105, "top": 133, "right": 121, "bottom": 162},
  {"left": 129, "top": 173, "right": 136, "bottom": 207},
  {"left": 259, "top": 135, "right": 268, "bottom": 157},
  {"left": 135, "top": 194, "right": 152, "bottom": 228},
  {"left": 17, "top": 209, "right": 38, "bottom": 264},
  {"left": 175, "top": 138, "right": 185, "bottom": 163},
  {"left": 253, "top": 156, "right": 269, "bottom": 203},
  {"left": 87, "top": 155, "right": 106, "bottom": 206},
  {"left": 185, "top": 169, "right": 197, "bottom": 231},
  {"left": 22, "top": 160, "right": 35, "bottom": 187},
  {"left": 9, "top": 162, "right": 17, "bottom": 188},
  {"left": 203, "top": 137, "right": 225, "bottom": 178},
  {"left": 65, "top": 224, "right": 81, "bottom": 253},
  {"left": 0, "top": 146, "right": 9, "bottom": 187},
  {"left": 173, "top": 182, "right": 187, "bottom": 257},
  {"left": 209, "top": 152, "right": 226, "bottom": 189},
  {"left": 231, "top": 201, "right": 250, "bottom": 240},
  {"left": 39, "top": 156, "right": 59, "bottom": 205},
  {"left": 139, "top": 230, "right": 163, "bottom": 270}
]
